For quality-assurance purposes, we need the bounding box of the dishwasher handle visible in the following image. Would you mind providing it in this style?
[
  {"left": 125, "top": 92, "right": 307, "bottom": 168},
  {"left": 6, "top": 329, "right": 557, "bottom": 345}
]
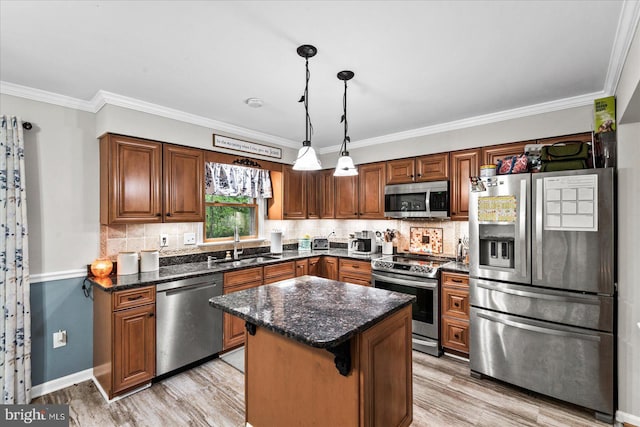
[
  {"left": 156, "top": 274, "right": 222, "bottom": 293},
  {"left": 162, "top": 282, "right": 218, "bottom": 296}
]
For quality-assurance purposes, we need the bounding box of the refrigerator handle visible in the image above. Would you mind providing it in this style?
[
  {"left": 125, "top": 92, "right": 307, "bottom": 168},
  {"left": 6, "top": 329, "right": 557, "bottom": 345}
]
[
  {"left": 476, "top": 312, "right": 601, "bottom": 342},
  {"left": 519, "top": 179, "right": 527, "bottom": 278},
  {"left": 535, "top": 178, "right": 543, "bottom": 280}
]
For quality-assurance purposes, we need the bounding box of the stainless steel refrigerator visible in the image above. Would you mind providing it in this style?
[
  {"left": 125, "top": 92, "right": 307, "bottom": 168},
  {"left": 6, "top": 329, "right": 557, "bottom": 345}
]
[{"left": 469, "top": 168, "right": 615, "bottom": 423}]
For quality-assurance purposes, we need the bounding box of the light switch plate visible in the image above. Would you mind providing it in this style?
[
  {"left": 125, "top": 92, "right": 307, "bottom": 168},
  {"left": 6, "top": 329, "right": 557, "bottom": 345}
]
[{"left": 183, "top": 232, "right": 196, "bottom": 245}]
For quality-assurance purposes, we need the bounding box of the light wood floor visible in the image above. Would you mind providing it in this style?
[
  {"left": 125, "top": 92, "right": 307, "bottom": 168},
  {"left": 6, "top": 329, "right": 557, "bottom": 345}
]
[{"left": 33, "top": 351, "right": 608, "bottom": 426}]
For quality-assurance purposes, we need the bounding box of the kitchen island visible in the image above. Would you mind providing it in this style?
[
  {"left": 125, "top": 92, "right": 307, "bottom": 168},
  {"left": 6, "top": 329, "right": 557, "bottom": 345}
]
[{"left": 209, "top": 275, "right": 415, "bottom": 427}]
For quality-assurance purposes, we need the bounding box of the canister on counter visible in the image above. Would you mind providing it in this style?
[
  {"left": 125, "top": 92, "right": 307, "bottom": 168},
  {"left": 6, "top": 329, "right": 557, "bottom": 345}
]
[
  {"left": 117, "top": 251, "right": 139, "bottom": 275},
  {"left": 140, "top": 249, "right": 160, "bottom": 272}
]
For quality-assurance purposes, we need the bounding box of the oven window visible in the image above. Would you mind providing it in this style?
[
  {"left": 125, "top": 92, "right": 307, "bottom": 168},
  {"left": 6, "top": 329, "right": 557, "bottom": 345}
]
[
  {"left": 385, "top": 192, "right": 427, "bottom": 212},
  {"left": 375, "top": 280, "right": 434, "bottom": 324}
]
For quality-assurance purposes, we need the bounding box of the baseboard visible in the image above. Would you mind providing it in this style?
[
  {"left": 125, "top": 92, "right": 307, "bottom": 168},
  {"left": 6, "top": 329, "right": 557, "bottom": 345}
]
[
  {"left": 617, "top": 410, "right": 640, "bottom": 427},
  {"left": 31, "top": 368, "right": 93, "bottom": 399},
  {"left": 92, "top": 377, "right": 151, "bottom": 403}
]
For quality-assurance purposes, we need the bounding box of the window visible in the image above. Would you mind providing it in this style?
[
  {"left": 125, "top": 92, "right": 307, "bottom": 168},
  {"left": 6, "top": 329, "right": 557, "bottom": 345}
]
[{"left": 204, "top": 195, "right": 258, "bottom": 242}]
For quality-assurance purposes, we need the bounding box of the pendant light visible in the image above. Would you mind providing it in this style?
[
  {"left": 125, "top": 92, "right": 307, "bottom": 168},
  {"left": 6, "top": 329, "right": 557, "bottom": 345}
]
[
  {"left": 334, "top": 70, "right": 358, "bottom": 176},
  {"left": 292, "top": 44, "right": 322, "bottom": 171}
]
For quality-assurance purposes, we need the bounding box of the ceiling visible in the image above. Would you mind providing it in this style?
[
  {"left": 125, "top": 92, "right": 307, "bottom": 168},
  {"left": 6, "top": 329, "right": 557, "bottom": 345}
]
[{"left": 0, "top": 1, "right": 636, "bottom": 152}]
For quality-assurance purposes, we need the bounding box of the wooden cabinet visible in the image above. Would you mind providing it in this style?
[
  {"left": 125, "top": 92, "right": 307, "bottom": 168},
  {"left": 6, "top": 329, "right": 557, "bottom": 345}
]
[
  {"left": 335, "top": 162, "right": 385, "bottom": 219},
  {"left": 223, "top": 267, "right": 263, "bottom": 350},
  {"left": 295, "top": 259, "right": 309, "bottom": 276},
  {"left": 481, "top": 140, "right": 532, "bottom": 166},
  {"left": 263, "top": 261, "right": 296, "bottom": 284},
  {"left": 386, "top": 153, "right": 449, "bottom": 184},
  {"left": 322, "top": 256, "right": 339, "bottom": 280},
  {"left": 416, "top": 153, "right": 449, "bottom": 181},
  {"left": 282, "top": 166, "right": 307, "bottom": 219},
  {"left": 93, "top": 285, "right": 156, "bottom": 399},
  {"left": 339, "top": 259, "right": 372, "bottom": 286},
  {"left": 306, "top": 172, "right": 320, "bottom": 219},
  {"left": 335, "top": 175, "right": 359, "bottom": 218},
  {"left": 386, "top": 158, "right": 416, "bottom": 184},
  {"left": 441, "top": 271, "right": 470, "bottom": 356},
  {"left": 163, "top": 144, "right": 204, "bottom": 222},
  {"left": 308, "top": 256, "right": 321, "bottom": 277},
  {"left": 100, "top": 134, "right": 204, "bottom": 225},
  {"left": 449, "top": 149, "right": 480, "bottom": 221},
  {"left": 358, "top": 162, "right": 386, "bottom": 219},
  {"left": 319, "top": 169, "right": 335, "bottom": 218},
  {"left": 100, "top": 134, "right": 163, "bottom": 224}
]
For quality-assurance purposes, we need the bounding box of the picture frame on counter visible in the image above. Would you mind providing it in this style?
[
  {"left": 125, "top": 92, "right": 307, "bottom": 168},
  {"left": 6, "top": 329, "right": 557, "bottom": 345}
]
[{"left": 213, "top": 134, "right": 282, "bottom": 159}]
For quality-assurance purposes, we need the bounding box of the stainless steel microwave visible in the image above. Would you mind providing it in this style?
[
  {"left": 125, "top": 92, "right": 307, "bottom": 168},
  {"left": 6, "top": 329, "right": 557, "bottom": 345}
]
[{"left": 384, "top": 181, "right": 450, "bottom": 219}]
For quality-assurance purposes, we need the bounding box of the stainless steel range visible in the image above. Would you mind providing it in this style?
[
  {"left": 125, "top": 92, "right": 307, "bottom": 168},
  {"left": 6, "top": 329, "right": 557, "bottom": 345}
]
[{"left": 371, "top": 255, "right": 446, "bottom": 356}]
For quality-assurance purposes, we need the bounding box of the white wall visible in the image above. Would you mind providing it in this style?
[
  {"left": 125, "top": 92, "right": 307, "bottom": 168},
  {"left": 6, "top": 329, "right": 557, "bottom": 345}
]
[
  {"left": 1, "top": 94, "right": 99, "bottom": 275},
  {"left": 614, "top": 22, "right": 640, "bottom": 423}
]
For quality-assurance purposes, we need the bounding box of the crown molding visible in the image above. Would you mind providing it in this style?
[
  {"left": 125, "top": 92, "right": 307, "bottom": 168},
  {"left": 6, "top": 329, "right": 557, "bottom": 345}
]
[
  {"left": 603, "top": 0, "right": 640, "bottom": 96},
  {"left": 93, "top": 90, "right": 301, "bottom": 149},
  {"left": 319, "top": 91, "right": 603, "bottom": 154},
  {"left": 0, "top": 81, "right": 96, "bottom": 112}
]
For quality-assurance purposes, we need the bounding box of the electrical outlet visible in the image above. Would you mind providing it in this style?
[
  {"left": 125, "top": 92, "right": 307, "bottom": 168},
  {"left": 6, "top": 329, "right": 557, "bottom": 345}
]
[
  {"left": 160, "top": 234, "right": 169, "bottom": 247},
  {"left": 53, "top": 330, "right": 67, "bottom": 348},
  {"left": 183, "top": 232, "right": 196, "bottom": 245}
]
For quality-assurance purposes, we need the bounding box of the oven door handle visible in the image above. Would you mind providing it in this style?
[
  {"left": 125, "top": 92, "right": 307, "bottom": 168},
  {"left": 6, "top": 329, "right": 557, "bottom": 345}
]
[{"left": 372, "top": 273, "right": 437, "bottom": 290}]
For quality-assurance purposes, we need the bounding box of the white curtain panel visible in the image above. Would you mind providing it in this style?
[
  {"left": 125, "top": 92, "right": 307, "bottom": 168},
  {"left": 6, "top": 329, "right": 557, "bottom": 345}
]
[
  {"left": 205, "top": 162, "right": 273, "bottom": 198},
  {"left": 0, "top": 115, "right": 31, "bottom": 404}
]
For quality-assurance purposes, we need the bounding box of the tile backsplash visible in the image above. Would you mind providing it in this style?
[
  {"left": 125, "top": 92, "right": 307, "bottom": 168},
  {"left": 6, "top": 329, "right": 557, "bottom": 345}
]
[{"left": 101, "top": 219, "right": 469, "bottom": 259}]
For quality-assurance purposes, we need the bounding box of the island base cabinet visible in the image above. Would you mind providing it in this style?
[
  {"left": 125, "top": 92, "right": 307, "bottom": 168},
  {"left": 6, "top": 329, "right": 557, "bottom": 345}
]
[{"left": 245, "top": 305, "right": 412, "bottom": 427}]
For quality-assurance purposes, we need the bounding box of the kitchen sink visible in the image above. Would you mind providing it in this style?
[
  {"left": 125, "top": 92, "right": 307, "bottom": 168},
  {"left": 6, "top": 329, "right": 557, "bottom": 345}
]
[{"left": 214, "top": 255, "right": 280, "bottom": 267}]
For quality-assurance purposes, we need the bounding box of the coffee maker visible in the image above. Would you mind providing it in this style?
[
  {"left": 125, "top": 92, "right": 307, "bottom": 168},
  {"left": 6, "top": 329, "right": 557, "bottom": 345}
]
[{"left": 351, "top": 230, "right": 377, "bottom": 255}]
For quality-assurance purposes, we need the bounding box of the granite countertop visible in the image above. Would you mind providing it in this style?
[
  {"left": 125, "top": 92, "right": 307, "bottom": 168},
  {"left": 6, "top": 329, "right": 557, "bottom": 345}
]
[
  {"left": 440, "top": 261, "right": 470, "bottom": 274},
  {"left": 89, "top": 249, "right": 385, "bottom": 292},
  {"left": 209, "top": 275, "right": 415, "bottom": 349}
]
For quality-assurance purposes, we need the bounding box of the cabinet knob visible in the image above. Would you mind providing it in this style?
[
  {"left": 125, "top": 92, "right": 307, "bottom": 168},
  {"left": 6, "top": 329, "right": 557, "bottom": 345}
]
[
  {"left": 454, "top": 333, "right": 459, "bottom": 339},
  {"left": 156, "top": 213, "right": 162, "bottom": 217},
  {"left": 417, "top": 173, "right": 422, "bottom": 177},
  {"left": 359, "top": 212, "right": 363, "bottom": 215},
  {"left": 354, "top": 212, "right": 358, "bottom": 215},
  {"left": 149, "top": 312, "right": 154, "bottom": 318},
  {"left": 410, "top": 174, "right": 414, "bottom": 178},
  {"left": 454, "top": 302, "right": 460, "bottom": 307},
  {"left": 166, "top": 213, "right": 171, "bottom": 217}
]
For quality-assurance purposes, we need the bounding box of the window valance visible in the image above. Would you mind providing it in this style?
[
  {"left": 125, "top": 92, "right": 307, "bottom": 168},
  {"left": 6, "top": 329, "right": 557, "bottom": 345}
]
[{"left": 205, "top": 162, "right": 273, "bottom": 198}]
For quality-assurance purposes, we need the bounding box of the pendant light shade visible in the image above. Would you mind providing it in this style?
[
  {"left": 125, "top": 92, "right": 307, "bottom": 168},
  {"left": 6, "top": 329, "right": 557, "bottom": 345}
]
[
  {"left": 334, "top": 70, "right": 358, "bottom": 176},
  {"left": 293, "top": 44, "right": 322, "bottom": 171}
]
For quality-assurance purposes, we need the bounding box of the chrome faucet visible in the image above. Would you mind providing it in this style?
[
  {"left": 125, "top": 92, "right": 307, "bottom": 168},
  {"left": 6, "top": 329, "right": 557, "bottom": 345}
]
[{"left": 233, "top": 225, "right": 243, "bottom": 260}]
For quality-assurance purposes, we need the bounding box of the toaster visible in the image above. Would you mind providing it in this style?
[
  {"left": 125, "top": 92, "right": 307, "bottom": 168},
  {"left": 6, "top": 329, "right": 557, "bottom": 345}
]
[{"left": 312, "top": 237, "right": 329, "bottom": 250}]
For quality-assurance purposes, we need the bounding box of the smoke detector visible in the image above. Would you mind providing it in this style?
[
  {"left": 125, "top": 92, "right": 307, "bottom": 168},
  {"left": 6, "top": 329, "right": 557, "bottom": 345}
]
[{"left": 245, "top": 98, "right": 264, "bottom": 108}]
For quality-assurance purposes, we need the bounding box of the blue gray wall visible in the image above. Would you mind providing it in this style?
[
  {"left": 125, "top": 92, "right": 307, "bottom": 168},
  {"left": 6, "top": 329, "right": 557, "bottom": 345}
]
[{"left": 30, "top": 278, "right": 93, "bottom": 385}]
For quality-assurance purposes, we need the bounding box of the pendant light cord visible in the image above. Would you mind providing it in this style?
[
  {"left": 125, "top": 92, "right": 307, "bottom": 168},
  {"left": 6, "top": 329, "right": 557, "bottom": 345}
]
[
  {"left": 341, "top": 79, "right": 349, "bottom": 155},
  {"left": 304, "top": 57, "right": 313, "bottom": 144}
]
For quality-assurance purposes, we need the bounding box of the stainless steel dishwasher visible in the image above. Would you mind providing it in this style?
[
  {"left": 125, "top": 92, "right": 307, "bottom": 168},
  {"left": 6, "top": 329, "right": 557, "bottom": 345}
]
[{"left": 156, "top": 273, "right": 223, "bottom": 376}]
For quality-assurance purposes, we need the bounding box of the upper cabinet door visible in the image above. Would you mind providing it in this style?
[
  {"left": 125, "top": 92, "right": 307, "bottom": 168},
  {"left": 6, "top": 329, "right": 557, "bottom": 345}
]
[
  {"left": 319, "top": 169, "right": 335, "bottom": 219},
  {"left": 450, "top": 149, "right": 480, "bottom": 221},
  {"left": 282, "top": 165, "right": 307, "bottom": 219},
  {"left": 358, "top": 162, "right": 386, "bottom": 219},
  {"left": 416, "top": 153, "right": 449, "bottom": 181},
  {"left": 386, "top": 159, "right": 415, "bottom": 184},
  {"left": 101, "top": 134, "right": 162, "bottom": 224},
  {"left": 335, "top": 175, "right": 359, "bottom": 219},
  {"left": 163, "top": 144, "right": 204, "bottom": 222},
  {"left": 306, "top": 172, "right": 320, "bottom": 219}
]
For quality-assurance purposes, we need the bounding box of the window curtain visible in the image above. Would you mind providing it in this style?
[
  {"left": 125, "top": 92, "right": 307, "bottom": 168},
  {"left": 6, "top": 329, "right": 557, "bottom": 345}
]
[
  {"left": 0, "top": 115, "right": 31, "bottom": 404},
  {"left": 205, "top": 162, "right": 272, "bottom": 198}
]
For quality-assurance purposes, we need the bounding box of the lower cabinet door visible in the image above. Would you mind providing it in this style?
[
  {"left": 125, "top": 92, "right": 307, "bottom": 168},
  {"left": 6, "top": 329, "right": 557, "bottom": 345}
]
[
  {"left": 223, "top": 312, "right": 247, "bottom": 350},
  {"left": 441, "top": 316, "right": 469, "bottom": 354},
  {"left": 113, "top": 304, "right": 155, "bottom": 393}
]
